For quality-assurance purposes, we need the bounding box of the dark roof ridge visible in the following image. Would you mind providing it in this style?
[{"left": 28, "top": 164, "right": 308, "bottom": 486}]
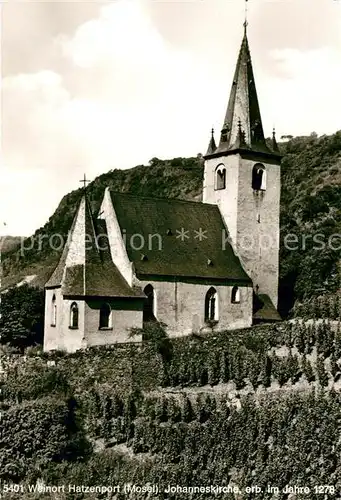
[{"left": 109, "top": 191, "right": 214, "bottom": 208}]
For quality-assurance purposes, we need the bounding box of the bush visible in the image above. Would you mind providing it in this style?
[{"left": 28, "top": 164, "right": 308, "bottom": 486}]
[
  {"left": 131, "top": 321, "right": 173, "bottom": 363},
  {"left": 0, "top": 285, "right": 44, "bottom": 349},
  {"left": 0, "top": 397, "right": 90, "bottom": 482},
  {"left": 3, "top": 361, "right": 70, "bottom": 402}
]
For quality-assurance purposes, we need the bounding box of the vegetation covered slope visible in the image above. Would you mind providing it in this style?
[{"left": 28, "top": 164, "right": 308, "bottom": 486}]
[
  {"left": 2, "top": 131, "right": 341, "bottom": 315},
  {"left": 280, "top": 131, "right": 341, "bottom": 314},
  {"left": 1, "top": 157, "right": 203, "bottom": 290}
]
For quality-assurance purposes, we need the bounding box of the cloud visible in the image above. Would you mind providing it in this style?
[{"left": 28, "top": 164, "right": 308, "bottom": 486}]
[
  {"left": 262, "top": 47, "right": 341, "bottom": 136},
  {"left": 2, "top": 0, "right": 212, "bottom": 235},
  {"left": 0, "top": 162, "right": 53, "bottom": 237},
  {"left": 59, "top": 0, "right": 165, "bottom": 69},
  {"left": 2, "top": 0, "right": 341, "bottom": 236}
]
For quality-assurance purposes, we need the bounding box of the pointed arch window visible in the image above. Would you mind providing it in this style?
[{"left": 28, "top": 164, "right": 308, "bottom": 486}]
[
  {"left": 231, "top": 286, "right": 241, "bottom": 304},
  {"left": 143, "top": 284, "right": 156, "bottom": 322},
  {"left": 205, "top": 287, "right": 219, "bottom": 322},
  {"left": 215, "top": 164, "right": 226, "bottom": 190},
  {"left": 69, "top": 302, "right": 79, "bottom": 329},
  {"left": 51, "top": 294, "right": 57, "bottom": 327},
  {"left": 99, "top": 303, "right": 112, "bottom": 329},
  {"left": 252, "top": 163, "right": 266, "bottom": 191}
]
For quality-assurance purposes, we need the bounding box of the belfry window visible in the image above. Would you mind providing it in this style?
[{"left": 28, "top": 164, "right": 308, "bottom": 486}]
[
  {"left": 70, "top": 302, "right": 79, "bottom": 329},
  {"left": 231, "top": 286, "right": 240, "bottom": 304},
  {"left": 205, "top": 287, "right": 219, "bottom": 322},
  {"left": 252, "top": 164, "right": 266, "bottom": 191},
  {"left": 99, "top": 303, "right": 112, "bottom": 329},
  {"left": 143, "top": 284, "right": 156, "bottom": 322},
  {"left": 215, "top": 165, "right": 226, "bottom": 190},
  {"left": 51, "top": 294, "right": 57, "bottom": 327}
]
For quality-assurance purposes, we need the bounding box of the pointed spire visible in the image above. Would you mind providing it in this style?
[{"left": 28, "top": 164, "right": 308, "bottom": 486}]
[
  {"left": 272, "top": 127, "right": 280, "bottom": 152},
  {"left": 217, "top": 23, "right": 268, "bottom": 153},
  {"left": 205, "top": 128, "right": 217, "bottom": 155}
]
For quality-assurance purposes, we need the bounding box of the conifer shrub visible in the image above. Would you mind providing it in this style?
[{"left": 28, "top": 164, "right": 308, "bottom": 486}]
[
  {"left": 3, "top": 361, "right": 70, "bottom": 403},
  {"left": 316, "top": 355, "right": 329, "bottom": 387}
]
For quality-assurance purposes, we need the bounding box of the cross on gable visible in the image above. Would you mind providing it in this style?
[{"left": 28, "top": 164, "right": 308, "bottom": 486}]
[{"left": 79, "top": 174, "right": 90, "bottom": 190}]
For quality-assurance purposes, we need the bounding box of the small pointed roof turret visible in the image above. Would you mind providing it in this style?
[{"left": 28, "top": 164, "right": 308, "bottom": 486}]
[
  {"left": 235, "top": 118, "right": 247, "bottom": 148},
  {"left": 272, "top": 127, "right": 280, "bottom": 153},
  {"left": 205, "top": 128, "right": 217, "bottom": 155}
]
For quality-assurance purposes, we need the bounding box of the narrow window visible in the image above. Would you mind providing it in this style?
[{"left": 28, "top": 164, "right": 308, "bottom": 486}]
[
  {"left": 252, "top": 163, "right": 266, "bottom": 191},
  {"left": 143, "top": 284, "right": 156, "bottom": 322},
  {"left": 231, "top": 286, "right": 240, "bottom": 304},
  {"left": 99, "top": 303, "right": 111, "bottom": 329},
  {"left": 51, "top": 294, "right": 57, "bottom": 327},
  {"left": 70, "top": 302, "right": 79, "bottom": 329},
  {"left": 215, "top": 165, "right": 226, "bottom": 190},
  {"left": 205, "top": 287, "right": 219, "bottom": 322}
]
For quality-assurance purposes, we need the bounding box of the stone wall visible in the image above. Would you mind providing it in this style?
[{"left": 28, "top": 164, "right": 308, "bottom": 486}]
[
  {"left": 137, "top": 278, "right": 253, "bottom": 337},
  {"left": 44, "top": 289, "right": 85, "bottom": 352},
  {"left": 237, "top": 156, "right": 280, "bottom": 308},
  {"left": 203, "top": 155, "right": 240, "bottom": 244},
  {"left": 203, "top": 152, "right": 280, "bottom": 308},
  {"left": 44, "top": 293, "right": 144, "bottom": 352},
  {"left": 84, "top": 298, "right": 143, "bottom": 346}
]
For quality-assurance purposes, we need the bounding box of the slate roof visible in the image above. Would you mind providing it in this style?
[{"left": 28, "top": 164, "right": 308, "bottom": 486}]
[
  {"left": 110, "top": 192, "right": 252, "bottom": 284},
  {"left": 45, "top": 196, "right": 144, "bottom": 298},
  {"left": 253, "top": 294, "right": 282, "bottom": 322}
]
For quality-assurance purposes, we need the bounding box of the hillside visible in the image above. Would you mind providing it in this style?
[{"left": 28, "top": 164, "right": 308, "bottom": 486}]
[
  {"left": 1, "top": 156, "right": 204, "bottom": 291},
  {"left": 2, "top": 131, "right": 341, "bottom": 316},
  {"left": 280, "top": 131, "right": 341, "bottom": 314},
  {"left": 2, "top": 320, "right": 341, "bottom": 499}
]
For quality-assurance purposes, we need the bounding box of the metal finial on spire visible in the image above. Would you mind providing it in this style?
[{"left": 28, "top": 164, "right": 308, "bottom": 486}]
[{"left": 244, "top": 0, "right": 248, "bottom": 32}]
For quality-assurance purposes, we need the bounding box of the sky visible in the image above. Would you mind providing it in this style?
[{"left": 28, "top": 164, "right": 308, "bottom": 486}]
[{"left": 1, "top": 0, "right": 341, "bottom": 237}]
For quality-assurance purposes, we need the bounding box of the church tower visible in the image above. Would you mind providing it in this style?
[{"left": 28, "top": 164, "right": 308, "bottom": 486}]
[{"left": 203, "top": 24, "right": 281, "bottom": 309}]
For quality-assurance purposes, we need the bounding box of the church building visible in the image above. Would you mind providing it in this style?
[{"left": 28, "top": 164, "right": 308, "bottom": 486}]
[{"left": 44, "top": 24, "right": 282, "bottom": 352}]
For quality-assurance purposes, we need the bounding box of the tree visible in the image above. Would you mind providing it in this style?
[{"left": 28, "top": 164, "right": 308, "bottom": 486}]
[{"left": 0, "top": 284, "right": 44, "bottom": 349}]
